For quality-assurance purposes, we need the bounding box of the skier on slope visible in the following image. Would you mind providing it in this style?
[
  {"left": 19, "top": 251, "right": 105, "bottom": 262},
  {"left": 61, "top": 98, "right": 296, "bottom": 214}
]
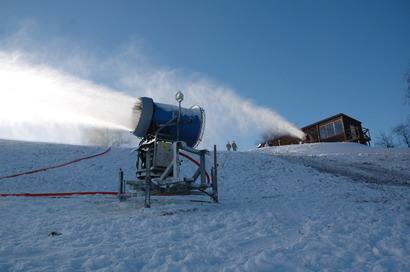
[{"left": 226, "top": 141, "right": 232, "bottom": 151}]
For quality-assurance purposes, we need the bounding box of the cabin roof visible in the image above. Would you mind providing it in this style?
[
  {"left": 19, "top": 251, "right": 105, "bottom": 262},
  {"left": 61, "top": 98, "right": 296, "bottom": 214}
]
[{"left": 302, "top": 113, "right": 361, "bottom": 129}]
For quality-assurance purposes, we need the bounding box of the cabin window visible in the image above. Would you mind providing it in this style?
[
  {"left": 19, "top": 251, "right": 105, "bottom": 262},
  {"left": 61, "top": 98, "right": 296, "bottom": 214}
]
[{"left": 319, "top": 120, "right": 344, "bottom": 139}]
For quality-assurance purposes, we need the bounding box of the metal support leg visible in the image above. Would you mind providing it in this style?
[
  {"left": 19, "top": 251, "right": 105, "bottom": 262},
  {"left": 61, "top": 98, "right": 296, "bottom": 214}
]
[
  {"left": 200, "top": 151, "right": 206, "bottom": 187},
  {"left": 173, "top": 142, "right": 180, "bottom": 180},
  {"left": 118, "top": 168, "right": 126, "bottom": 201},
  {"left": 145, "top": 151, "right": 151, "bottom": 208},
  {"left": 212, "top": 145, "right": 218, "bottom": 203}
]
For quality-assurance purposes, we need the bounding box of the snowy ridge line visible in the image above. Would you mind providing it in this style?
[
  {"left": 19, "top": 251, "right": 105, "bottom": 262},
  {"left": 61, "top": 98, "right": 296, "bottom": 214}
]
[{"left": 0, "top": 146, "right": 112, "bottom": 181}]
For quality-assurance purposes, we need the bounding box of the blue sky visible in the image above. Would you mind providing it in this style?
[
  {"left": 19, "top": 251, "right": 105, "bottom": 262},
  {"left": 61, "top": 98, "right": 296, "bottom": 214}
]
[{"left": 1, "top": 0, "right": 409, "bottom": 142}]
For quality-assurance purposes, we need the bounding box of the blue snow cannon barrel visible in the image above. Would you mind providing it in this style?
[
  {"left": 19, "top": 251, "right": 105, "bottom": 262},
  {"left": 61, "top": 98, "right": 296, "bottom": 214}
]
[{"left": 131, "top": 97, "right": 205, "bottom": 148}]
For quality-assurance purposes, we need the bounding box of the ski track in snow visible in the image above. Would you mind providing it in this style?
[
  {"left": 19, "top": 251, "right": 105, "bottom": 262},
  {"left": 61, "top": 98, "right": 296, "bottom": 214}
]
[{"left": 0, "top": 140, "right": 409, "bottom": 271}]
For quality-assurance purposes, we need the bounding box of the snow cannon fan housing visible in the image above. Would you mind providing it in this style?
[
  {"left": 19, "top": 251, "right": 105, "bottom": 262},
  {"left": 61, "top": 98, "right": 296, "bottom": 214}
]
[{"left": 131, "top": 97, "right": 205, "bottom": 148}]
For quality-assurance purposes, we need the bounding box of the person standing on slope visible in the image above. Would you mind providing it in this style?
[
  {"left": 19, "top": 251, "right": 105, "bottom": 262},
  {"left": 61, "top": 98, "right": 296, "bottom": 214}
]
[
  {"left": 226, "top": 141, "right": 232, "bottom": 151},
  {"left": 231, "top": 141, "right": 237, "bottom": 151}
]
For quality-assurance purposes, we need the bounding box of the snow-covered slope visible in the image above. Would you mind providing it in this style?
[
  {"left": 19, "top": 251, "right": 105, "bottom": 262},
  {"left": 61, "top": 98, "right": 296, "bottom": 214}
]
[
  {"left": 0, "top": 140, "right": 409, "bottom": 271},
  {"left": 257, "top": 142, "right": 410, "bottom": 186}
]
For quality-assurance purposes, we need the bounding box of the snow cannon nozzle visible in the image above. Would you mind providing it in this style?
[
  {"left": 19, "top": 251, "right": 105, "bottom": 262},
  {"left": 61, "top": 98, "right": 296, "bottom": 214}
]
[{"left": 130, "top": 95, "right": 205, "bottom": 148}]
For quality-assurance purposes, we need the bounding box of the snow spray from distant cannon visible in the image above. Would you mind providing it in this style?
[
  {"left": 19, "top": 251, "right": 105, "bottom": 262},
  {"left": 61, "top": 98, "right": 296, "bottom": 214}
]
[{"left": 0, "top": 50, "right": 304, "bottom": 146}]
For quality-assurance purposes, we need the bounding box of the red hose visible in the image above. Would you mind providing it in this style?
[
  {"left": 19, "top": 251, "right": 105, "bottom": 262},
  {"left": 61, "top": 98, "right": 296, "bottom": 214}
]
[
  {"left": 0, "top": 191, "right": 117, "bottom": 197},
  {"left": 179, "top": 152, "right": 211, "bottom": 184},
  {"left": 0, "top": 148, "right": 210, "bottom": 198},
  {"left": 0, "top": 147, "right": 112, "bottom": 181},
  {"left": 0, "top": 192, "right": 179, "bottom": 198}
]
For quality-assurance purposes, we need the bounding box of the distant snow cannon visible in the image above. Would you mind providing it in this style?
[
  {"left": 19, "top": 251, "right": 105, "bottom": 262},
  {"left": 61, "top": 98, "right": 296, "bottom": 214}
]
[
  {"left": 118, "top": 92, "right": 218, "bottom": 208},
  {"left": 131, "top": 96, "right": 205, "bottom": 148}
]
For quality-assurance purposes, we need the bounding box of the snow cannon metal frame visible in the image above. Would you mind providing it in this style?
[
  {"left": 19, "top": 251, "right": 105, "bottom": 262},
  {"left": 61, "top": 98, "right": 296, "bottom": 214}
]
[{"left": 117, "top": 92, "right": 218, "bottom": 208}]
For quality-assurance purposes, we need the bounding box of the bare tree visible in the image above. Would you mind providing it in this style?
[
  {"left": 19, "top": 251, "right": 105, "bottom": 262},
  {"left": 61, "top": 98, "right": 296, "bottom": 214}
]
[
  {"left": 376, "top": 131, "right": 395, "bottom": 148},
  {"left": 393, "top": 123, "right": 410, "bottom": 147}
]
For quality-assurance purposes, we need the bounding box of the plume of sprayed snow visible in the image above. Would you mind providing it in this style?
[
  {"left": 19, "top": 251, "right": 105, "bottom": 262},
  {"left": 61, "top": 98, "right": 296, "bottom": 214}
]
[
  {"left": 0, "top": 52, "right": 136, "bottom": 145},
  {"left": 0, "top": 26, "right": 304, "bottom": 147},
  {"left": 118, "top": 70, "right": 305, "bottom": 148}
]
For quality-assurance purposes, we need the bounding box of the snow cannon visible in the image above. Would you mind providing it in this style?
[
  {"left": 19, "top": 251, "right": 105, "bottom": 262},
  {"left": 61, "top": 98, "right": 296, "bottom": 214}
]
[
  {"left": 131, "top": 96, "right": 205, "bottom": 148},
  {"left": 118, "top": 92, "right": 218, "bottom": 208}
]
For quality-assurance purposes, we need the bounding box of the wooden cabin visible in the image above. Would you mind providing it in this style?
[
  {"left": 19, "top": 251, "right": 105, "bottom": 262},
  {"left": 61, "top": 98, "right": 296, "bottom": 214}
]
[{"left": 266, "top": 113, "right": 371, "bottom": 147}]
